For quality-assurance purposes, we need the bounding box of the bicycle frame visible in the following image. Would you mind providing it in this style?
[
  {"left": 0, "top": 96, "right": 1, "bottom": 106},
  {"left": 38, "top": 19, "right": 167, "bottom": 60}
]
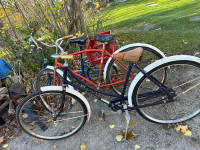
[
  {"left": 61, "top": 59, "right": 172, "bottom": 111},
  {"left": 53, "top": 49, "right": 135, "bottom": 88}
]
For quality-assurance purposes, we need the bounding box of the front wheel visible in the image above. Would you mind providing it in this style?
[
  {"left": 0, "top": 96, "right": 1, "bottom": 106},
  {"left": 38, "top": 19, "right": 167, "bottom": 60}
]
[
  {"left": 132, "top": 60, "right": 200, "bottom": 124},
  {"left": 16, "top": 91, "right": 87, "bottom": 140}
]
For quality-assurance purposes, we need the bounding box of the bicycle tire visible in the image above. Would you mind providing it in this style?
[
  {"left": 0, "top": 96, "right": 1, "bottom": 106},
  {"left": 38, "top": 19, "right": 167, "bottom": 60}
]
[
  {"left": 36, "top": 68, "right": 63, "bottom": 91},
  {"left": 132, "top": 59, "right": 200, "bottom": 124},
  {"left": 32, "top": 77, "right": 37, "bottom": 92},
  {"left": 16, "top": 91, "right": 87, "bottom": 140},
  {"left": 106, "top": 46, "right": 165, "bottom": 94}
]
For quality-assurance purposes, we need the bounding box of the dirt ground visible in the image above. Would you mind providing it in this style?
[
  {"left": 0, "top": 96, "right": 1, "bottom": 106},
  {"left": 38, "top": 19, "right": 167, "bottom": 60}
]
[{"left": 4, "top": 91, "right": 200, "bottom": 150}]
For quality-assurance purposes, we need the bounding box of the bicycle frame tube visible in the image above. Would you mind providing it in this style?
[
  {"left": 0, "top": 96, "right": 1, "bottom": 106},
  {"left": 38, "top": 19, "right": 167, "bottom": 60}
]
[
  {"left": 68, "top": 49, "right": 136, "bottom": 87},
  {"left": 134, "top": 64, "right": 173, "bottom": 98}
]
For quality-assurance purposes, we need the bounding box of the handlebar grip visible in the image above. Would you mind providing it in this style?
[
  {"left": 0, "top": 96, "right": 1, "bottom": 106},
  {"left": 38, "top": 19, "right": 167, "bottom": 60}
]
[{"left": 60, "top": 35, "right": 73, "bottom": 40}]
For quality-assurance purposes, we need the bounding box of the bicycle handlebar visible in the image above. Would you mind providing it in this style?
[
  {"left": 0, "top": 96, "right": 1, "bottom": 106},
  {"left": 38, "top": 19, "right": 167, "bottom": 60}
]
[{"left": 55, "top": 35, "right": 73, "bottom": 54}]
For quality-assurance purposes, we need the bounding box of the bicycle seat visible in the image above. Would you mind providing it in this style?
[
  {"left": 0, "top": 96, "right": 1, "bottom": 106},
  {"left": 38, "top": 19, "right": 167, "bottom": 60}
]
[
  {"left": 94, "top": 34, "right": 115, "bottom": 42},
  {"left": 113, "top": 47, "right": 143, "bottom": 62},
  {"left": 70, "top": 34, "right": 87, "bottom": 45}
]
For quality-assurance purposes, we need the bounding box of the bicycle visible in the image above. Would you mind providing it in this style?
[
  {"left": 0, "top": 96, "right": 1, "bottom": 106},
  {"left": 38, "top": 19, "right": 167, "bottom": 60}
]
[
  {"left": 16, "top": 45, "right": 200, "bottom": 140},
  {"left": 36, "top": 32, "right": 166, "bottom": 94},
  {"left": 29, "top": 29, "right": 65, "bottom": 91}
]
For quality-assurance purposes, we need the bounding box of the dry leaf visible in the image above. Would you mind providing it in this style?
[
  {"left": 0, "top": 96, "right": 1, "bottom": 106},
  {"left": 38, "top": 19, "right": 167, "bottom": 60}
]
[
  {"left": 175, "top": 125, "right": 188, "bottom": 133},
  {"left": 110, "top": 125, "right": 115, "bottom": 129},
  {"left": 134, "top": 144, "right": 140, "bottom": 150},
  {"left": 3, "top": 144, "right": 8, "bottom": 148},
  {"left": 128, "top": 121, "right": 136, "bottom": 126},
  {"left": 94, "top": 99, "right": 97, "bottom": 102},
  {"left": 47, "top": 119, "right": 52, "bottom": 123},
  {"left": 0, "top": 137, "right": 4, "bottom": 144},
  {"left": 116, "top": 135, "right": 123, "bottom": 142},
  {"left": 121, "top": 130, "right": 138, "bottom": 140},
  {"left": 82, "top": 92, "right": 85, "bottom": 95},
  {"left": 184, "top": 130, "right": 192, "bottom": 136},
  {"left": 81, "top": 145, "right": 86, "bottom": 150},
  {"left": 71, "top": 126, "right": 75, "bottom": 129},
  {"left": 53, "top": 145, "right": 56, "bottom": 149}
]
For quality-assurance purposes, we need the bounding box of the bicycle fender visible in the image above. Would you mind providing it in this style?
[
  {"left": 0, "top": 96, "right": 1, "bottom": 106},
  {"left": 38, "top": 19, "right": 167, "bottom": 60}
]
[
  {"left": 103, "top": 43, "right": 165, "bottom": 80},
  {"left": 127, "top": 55, "right": 200, "bottom": 107},
  {"left": 46, "top": 65, "right": 74, "bottom": 89},
  {"left": 40, "top": 86, "right": 91, "bottom": 121}
]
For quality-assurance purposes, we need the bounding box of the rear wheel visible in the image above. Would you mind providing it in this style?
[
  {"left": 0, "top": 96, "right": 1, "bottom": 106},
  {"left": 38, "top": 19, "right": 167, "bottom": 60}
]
[
  {"left": 16, "top": 91, "right": 87, "bottom": 140},
  {"left": 132, "top": 60, "right": 200, "bottom": 124}
]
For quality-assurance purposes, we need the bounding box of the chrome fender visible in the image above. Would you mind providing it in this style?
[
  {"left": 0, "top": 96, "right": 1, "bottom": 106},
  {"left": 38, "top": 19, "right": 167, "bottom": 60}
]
[
  {"left": 103, "top": 43, "right": 165, "bottom": 80},
  {"left": 41, "top": 86, "right": 91, "bottom": 121}
]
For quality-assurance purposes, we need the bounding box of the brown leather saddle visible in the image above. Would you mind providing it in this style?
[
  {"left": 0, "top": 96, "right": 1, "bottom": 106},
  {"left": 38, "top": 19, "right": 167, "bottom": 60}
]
[{"left": 113, "top": 47, "right": 143, "bottom": 62}]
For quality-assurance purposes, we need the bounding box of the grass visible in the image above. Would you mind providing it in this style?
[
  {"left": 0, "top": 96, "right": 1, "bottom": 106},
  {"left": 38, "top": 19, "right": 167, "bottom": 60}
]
[{"left": 99, "top": 0, "right": 200, "bottom": 55}]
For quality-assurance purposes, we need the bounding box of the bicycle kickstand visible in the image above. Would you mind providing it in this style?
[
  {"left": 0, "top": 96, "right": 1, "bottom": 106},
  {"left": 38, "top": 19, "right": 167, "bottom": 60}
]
[{"left": 123, "top": 104, "right": 130, "bottom": 141}]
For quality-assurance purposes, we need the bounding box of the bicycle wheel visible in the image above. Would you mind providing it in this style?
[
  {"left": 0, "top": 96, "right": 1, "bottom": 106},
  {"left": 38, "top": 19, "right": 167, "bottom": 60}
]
[
  {"left": 16, "top": 91, "right": 87, "bottom": 140},
  {"left": 36, "top": 68, "right": 63, "bottom": 91},
  {"left": 132, "top": 60, "right": 200, "bottom": 124},
  {"left": 32, "top": 77, "right": 37, "bottom": 92},
  {"left": 106, "top": 46, "right": 165, "bottom": 94}
]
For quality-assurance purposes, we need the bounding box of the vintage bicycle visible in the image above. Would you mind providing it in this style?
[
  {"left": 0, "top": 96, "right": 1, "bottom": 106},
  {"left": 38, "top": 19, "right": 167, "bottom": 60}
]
[
  {"left": 16, "top": 43, "right": 200, "bottom": 140},
  {"left": 36, "top": 33, "right": 166, "bottom": 95}
]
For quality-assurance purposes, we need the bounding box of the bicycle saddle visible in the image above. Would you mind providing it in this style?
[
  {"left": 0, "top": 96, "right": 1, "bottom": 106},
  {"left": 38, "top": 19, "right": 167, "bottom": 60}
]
[
  {"left": 70, "top": 34, "right": 87, "bottom": 45},
  {"left": 94, "top": 34, "right": 115, "bottom": 42},
  {"left": 113, "top": 47, "right": 143, "bottom": 62}
]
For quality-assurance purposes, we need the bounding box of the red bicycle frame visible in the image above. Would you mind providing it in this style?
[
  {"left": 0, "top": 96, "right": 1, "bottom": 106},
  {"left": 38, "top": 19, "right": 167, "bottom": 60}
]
[{"left": 53, "top": 49, "right": 135, "bottom": 88}]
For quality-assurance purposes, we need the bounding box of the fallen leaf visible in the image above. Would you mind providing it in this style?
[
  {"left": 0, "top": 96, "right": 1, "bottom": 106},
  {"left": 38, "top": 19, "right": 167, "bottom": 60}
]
[
  {"left": 0, "top": 137, "right": 4, "bottom": 144},
  {"left": 175, "top": 125, "right": 188, "bottom": 133},
  {"left": 81, "top": 145, "right": 86, "bottom": 150},
  {"left": 53, "top": 145, "right": 56, "bottom": 149},
  {"left": 134, "top": 144, "right": 140, "bottom": 150},
  {"left": 22, "top": 113, "right": 28, "bottom": 118},
  {"left": 3, "top": 144, "right": 8, "bottom": 148},
  {"left": 54, "top": 121, "right": 58, "bottom": 127},
  {"left": 181, "top": 125, "right": 188, "bottom": 133},
  {"left": 121, "top": 130, "right": 138, "bottom": 140},
  {"left": 47, "top": 119, "right": 52, "bottom": 123},
  {"left": 94, "top": 99, "right": 97, "bottom": 102},
  {"left": 110, "top": 125, "right": 115, "bottom": 129},
  {"left": 128, "top": 121, "right": 136, "bottom": 126},
  {"left": 116, "top": 135, "right": 123, "bottom": 141},
  {"left": 32, "top": 137, "right": 37, "bottom": 141},
  {"left": 71, "top": 126, "right": 75, "bottom": 129},
  {"left": 82, "top": 92, "right": 85, "bottom": 95},
  {"left": 184, "top": 130, "right": 192, "bottom": 136}
]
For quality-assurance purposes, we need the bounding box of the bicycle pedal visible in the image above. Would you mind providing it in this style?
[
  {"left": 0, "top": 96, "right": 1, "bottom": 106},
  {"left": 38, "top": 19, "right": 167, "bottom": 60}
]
[{"left": 98, "top": 111, "right": 106, "bottom": 122}]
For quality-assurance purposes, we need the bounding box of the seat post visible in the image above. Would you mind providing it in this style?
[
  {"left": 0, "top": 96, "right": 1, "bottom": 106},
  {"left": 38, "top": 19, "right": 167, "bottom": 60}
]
[
  {"left": 79, "top": 45, "right": 83, "bottom": 58},
  {"left": 102, "top": 42, "right": 107, "bottom": 50}
]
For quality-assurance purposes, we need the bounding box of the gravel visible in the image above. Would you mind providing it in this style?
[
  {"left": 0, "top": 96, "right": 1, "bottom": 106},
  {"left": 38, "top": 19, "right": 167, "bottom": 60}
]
[{"left": 7, "top": 91, "right": 200, "bottom": 150}]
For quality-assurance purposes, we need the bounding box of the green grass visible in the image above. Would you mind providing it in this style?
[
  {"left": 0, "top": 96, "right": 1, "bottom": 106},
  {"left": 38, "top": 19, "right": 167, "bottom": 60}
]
[{"left": 99, "top": 0, "right": 200, "bottom": 55}]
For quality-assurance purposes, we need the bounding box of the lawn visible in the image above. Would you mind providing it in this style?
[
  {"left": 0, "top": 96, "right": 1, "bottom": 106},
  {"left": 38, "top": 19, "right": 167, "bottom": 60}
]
[{"left": 100, "top": 0, "right": 200, "bottom": 55}]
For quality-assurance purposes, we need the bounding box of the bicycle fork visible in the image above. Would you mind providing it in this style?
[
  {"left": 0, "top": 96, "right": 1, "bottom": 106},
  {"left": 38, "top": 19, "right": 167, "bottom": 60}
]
[{"left": 53, "top": 60, "right": 68, "bottom": 121}]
